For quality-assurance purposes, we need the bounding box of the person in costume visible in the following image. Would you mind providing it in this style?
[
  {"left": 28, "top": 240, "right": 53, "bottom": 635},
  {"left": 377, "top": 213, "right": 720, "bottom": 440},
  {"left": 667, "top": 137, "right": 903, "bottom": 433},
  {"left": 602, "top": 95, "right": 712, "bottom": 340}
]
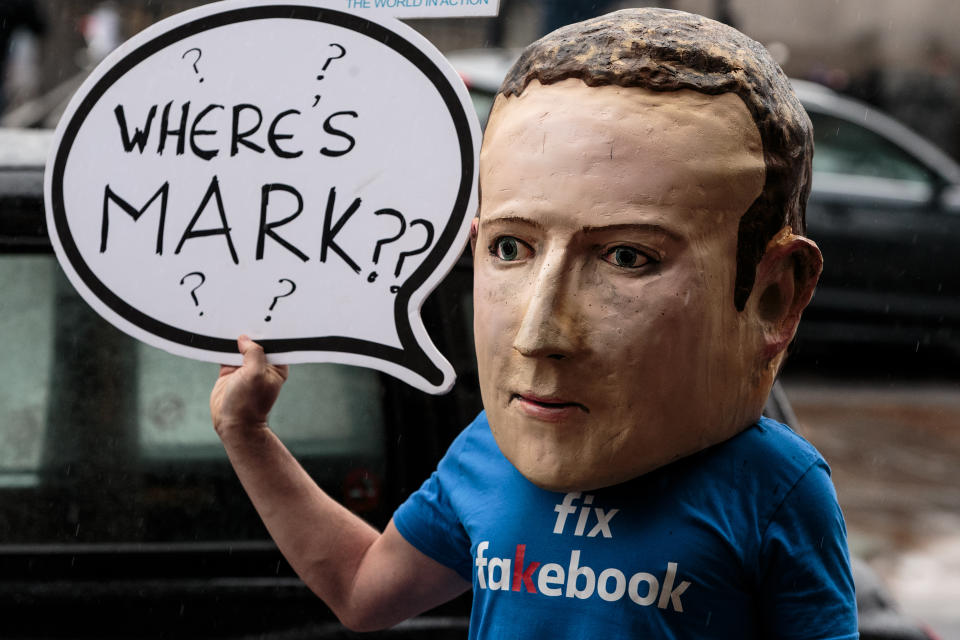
[{"left": 210, "top": 8, "right": 857, "bottom": 638}]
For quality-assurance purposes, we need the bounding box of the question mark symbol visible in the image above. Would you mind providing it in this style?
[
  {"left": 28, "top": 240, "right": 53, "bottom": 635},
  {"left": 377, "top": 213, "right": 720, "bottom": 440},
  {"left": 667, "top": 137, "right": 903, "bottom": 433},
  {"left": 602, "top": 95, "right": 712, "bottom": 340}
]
[
  {"left": 180, "top": 271, "right": 206, "bottom": 316},
  {"left": 182, "top": 47, "right": 204, "bottom": 83},
  {"left": 368, "top": 208, "right": 406, "bottom": 285},
  {"left": 394, "top": 219, "right": 435, "bottom": 278},
  {"left": 371, "top": 209, "right": 406, "bottom": 265},
  {"left": 265, "top": 278, "right": 297, "bottom": 322},
  {"left": 316, "top": 43, "right": 346, "bottom": 81}
]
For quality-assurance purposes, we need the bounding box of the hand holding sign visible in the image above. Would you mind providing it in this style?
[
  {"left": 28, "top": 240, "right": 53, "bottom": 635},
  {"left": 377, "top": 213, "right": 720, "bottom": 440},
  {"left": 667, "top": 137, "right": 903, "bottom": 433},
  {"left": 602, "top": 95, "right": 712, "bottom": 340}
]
[{"left": 45, "top": 1, "right": 480, "bottom": 393}]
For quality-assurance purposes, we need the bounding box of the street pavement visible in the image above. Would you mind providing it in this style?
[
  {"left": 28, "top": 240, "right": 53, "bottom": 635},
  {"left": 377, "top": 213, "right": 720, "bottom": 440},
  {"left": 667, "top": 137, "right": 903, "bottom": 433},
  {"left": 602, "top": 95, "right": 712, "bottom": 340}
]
[{"left": 782, "top": 348, "right": 960, "bottom": 639}]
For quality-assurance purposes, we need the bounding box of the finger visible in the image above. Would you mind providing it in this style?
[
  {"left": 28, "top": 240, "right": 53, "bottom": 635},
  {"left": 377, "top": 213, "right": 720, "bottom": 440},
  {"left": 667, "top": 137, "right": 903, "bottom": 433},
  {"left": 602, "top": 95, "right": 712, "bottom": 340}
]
[
  {"left": 218, "top": 364, "right": 240, "bottom": 378},
  {"left": 274, "top": 364, "right": 290, "bottom": 382}
]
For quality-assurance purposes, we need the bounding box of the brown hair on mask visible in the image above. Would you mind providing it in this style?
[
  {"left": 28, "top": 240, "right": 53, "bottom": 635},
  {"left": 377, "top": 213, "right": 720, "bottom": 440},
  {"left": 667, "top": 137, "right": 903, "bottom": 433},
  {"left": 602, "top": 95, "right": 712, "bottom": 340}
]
[{"left": 499, "top": 7, "right": 813, "bottom": 311}]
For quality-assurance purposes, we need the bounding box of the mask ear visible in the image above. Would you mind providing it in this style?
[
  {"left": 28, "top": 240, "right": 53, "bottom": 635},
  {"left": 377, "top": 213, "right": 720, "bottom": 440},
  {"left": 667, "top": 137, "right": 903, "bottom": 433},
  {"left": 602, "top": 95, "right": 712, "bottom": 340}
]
[
  {"left": 469, "top": 217, "right": 480, "bottom": 255},
  {"left": 751, "top": 227, "right": 823, "bottom": 361}
]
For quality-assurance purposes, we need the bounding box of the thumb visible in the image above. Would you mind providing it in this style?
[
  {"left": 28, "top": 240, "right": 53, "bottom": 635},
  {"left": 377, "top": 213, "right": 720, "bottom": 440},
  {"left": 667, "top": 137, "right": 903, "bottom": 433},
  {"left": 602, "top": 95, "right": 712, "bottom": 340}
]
[{"left": 238, "top": 334, "right": 267, "bottom": 369}]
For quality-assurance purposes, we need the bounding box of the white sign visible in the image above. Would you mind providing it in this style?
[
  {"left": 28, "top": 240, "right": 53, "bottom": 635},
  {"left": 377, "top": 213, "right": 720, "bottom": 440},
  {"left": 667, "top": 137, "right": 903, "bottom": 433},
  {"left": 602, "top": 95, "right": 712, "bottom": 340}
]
[
  {"left": 45, "top": 0, "right": 481, "bottom": 394},
  {"left": 342, "top": 0, "right": 501, "bottom": 18}
]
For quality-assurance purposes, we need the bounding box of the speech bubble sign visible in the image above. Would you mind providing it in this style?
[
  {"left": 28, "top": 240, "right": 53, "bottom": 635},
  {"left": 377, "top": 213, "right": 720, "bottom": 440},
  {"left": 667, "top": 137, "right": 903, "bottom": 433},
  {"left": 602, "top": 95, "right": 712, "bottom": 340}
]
[{"left": 44, "top": 0, "right": 480, "bottom": 394}]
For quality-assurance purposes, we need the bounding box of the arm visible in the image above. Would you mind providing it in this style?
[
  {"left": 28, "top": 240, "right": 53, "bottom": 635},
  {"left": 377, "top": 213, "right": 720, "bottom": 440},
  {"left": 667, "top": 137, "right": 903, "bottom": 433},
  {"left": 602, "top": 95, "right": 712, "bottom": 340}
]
[
  {"left": 758, "top": 461, "right": 859, "bottom": 639},
  {"left": 210, "top": 336, "right": 470, "bottom": 631}
]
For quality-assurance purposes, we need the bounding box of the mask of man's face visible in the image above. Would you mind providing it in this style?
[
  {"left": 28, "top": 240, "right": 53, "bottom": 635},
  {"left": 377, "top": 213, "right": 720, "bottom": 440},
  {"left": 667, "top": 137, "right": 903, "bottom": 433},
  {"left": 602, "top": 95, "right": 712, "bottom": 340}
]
[{"left": 472, "top": 79, "right": 772, "bottom": 491}]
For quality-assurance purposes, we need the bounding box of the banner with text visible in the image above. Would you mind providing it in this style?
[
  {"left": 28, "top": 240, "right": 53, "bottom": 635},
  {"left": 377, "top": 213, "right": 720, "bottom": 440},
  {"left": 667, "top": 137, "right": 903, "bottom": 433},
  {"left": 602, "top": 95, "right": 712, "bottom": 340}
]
[{"left": 343, "top": 0, "right": 500, "bottom": 18}]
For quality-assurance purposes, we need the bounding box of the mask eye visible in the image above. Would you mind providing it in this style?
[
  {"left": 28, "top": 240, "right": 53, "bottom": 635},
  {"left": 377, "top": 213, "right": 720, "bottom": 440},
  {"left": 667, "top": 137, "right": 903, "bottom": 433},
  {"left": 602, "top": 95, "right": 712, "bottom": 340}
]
[
  {"left": 491, "top": 236, "right": 531, "bottom": 262},
  {"left": 602, "top": 246, "right": 652, "bottom": 269}
]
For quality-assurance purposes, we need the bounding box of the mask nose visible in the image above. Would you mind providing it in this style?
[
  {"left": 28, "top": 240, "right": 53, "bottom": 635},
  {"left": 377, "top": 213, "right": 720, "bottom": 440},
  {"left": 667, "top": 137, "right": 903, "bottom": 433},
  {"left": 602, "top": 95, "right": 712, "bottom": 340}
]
[{"left": 512, "top": 257, "right": 579, "bottom": 359}]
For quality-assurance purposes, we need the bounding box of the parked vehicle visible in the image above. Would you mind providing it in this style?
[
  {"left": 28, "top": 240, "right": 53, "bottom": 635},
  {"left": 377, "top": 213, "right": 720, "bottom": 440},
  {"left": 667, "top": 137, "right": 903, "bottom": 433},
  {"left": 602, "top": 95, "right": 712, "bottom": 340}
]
[
  {"left": 0, "top": 97, "right": 939, "bottom": 638},
  {"left": 796, "top": 79, "right": 960, "bottom": 355},
  {"left": 450, "top": 49, "right": 960, "bottom": 357}
]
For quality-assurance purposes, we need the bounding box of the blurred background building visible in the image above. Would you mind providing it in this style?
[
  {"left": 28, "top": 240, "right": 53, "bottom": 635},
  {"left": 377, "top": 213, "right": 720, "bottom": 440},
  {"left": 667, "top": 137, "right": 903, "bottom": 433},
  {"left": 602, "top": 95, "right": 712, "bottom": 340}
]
[{"left": 2, "top": 0, "right": 959, "bottom": 160}]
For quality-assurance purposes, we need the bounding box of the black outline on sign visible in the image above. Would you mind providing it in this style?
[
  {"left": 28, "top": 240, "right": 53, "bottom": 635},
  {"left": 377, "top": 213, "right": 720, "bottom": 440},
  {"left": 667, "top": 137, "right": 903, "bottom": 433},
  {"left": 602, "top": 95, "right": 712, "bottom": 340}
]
[{"left": 50, "top": 5, "right": 475, "bottom": 387}]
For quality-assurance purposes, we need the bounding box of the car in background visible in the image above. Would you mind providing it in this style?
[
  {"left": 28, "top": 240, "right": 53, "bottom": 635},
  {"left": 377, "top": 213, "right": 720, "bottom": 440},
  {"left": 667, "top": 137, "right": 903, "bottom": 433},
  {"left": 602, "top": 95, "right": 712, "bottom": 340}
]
[
  {"left": 0, "top": 118, "right": 940, "bottom": 638},
  {"left": 0, "top": 127, "right": 480, "bottom": 638},
  {"left": 795, "top": 79, "right": 960, "bottom": 355},
  {"left": 449, "top": 49, "right": 960, "bottom": 357}
]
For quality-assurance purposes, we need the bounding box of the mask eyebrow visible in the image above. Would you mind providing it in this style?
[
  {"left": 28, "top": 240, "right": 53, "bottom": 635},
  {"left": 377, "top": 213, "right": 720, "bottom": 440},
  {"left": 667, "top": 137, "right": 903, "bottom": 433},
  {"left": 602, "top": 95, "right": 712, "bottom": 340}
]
[
  {"left": 581, "top": 222, "right": 683, "bottom": 243},
  {"left": 480, "top": 215, "right": 546, "bottom": 232}
]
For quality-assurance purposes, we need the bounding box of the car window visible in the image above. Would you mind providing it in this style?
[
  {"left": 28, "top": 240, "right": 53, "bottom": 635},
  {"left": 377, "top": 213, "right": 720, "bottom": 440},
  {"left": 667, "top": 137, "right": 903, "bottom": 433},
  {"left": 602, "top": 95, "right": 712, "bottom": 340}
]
[
  {"left": 0, "top": 254, "right": 55, "bottom": 488},
  {"left": 468, "top": 88, "right": 496, "bottom": 129},
  {"left": 137, "top": 344, "right": 385, "bottom": 461},
  {"left": 809, "top": 110, "right": 935, "bottom": 184},
  {"left": 0, "top": 252, "right": 388, "bottom": 542}
]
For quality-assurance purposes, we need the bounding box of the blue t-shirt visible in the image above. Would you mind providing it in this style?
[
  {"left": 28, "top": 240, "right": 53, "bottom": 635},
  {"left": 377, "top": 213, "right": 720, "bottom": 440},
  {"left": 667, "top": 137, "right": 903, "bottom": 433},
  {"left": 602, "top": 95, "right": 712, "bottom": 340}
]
[{"left": 394, "top": 412, "right": 858, "bottom": 639}]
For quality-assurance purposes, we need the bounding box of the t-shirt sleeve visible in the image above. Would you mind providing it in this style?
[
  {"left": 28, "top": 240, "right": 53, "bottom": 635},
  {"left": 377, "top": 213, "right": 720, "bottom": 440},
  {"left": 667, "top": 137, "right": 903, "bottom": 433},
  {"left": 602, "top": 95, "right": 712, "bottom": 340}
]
[
  {"left": 393, "top": 452, "right": 474, "bottom": 582},
  {"left": 758, "top": 459, "right": 859, "bottom": 639}
]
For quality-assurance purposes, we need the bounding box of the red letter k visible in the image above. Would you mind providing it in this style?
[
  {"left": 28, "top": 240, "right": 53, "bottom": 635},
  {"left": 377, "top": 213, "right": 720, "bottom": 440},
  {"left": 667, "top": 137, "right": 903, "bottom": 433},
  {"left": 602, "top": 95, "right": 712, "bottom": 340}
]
[{"left": 512, "top": 544, "right": 541, "bottom": 593}]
